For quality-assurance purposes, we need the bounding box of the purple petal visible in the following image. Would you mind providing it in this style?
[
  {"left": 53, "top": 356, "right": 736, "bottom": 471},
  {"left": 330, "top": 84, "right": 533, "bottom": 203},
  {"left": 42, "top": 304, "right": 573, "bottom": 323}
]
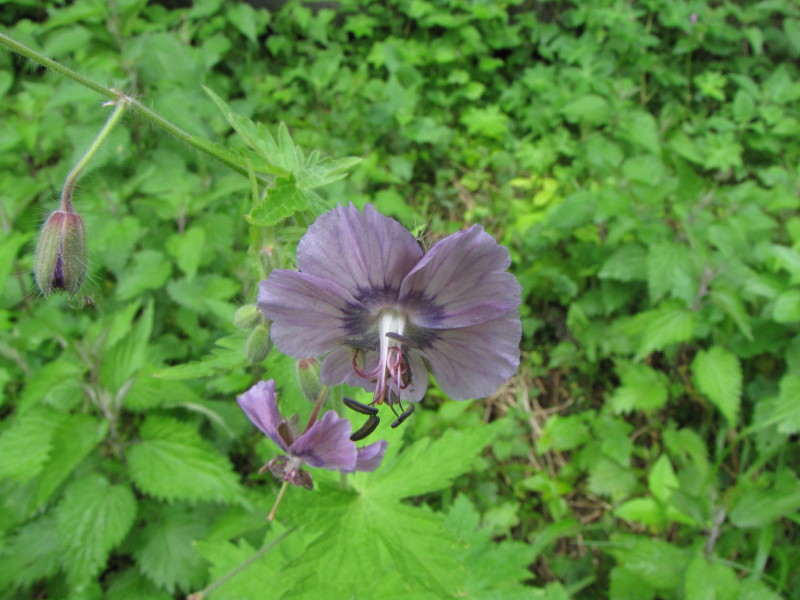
[
  {"left": 355, "top": 440, "right": 388, "bottom": 472},
  {"left": 290, "top": 410, "right": 357, "bottom": 472},
  {"left": 400, "top": 226, "right": 521, "bottom": 328},
  {"left": 258, "top": 271, "right": 359, "bottom": 358},
  {"left": 236, "top": 380, "right": 288, "bottom": 452},
  {"left": 424, "top": 312, "right": 521, "bottom": 400},
  {"left": 296, "top": 204, "right": 423, "bottom": 300}
]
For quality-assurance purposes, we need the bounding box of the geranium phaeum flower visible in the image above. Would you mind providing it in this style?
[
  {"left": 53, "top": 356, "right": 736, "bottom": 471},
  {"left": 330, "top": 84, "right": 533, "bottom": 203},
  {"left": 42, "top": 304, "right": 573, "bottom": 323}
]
[
  {"left": 258, "top": 204, "right": 521, "bottom": 407},
  {"left": 237, "top": 380, "right": 387, "bottom": 489}
]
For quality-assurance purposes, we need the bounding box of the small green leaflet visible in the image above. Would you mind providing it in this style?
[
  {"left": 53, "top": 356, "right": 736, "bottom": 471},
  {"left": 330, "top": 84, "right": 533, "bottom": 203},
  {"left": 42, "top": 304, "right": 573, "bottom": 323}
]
[{"left": 691, "top": 346, "right": 742, "bottom": 425}]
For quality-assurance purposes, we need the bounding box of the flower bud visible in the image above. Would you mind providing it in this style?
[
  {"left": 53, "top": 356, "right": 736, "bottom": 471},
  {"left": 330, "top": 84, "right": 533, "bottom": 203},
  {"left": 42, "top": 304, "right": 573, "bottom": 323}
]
[
  {"left": 296, "top": 358, "right": 322, "bottom": 403},
  {"left": 259, "top": 245, "right": 276, "bottom": 276},
  {"left": 34, "top": 209, "right": 88, "bottom": 296},
  {"left": 245, "top": 323, "right": 272, "bottom": 364},
  {"left": 233, "top": 304, "right": 261, "bottom": 329}
]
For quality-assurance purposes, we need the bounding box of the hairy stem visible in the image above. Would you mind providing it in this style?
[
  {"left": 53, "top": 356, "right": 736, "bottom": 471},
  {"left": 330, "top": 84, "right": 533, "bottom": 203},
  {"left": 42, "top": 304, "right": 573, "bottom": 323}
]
[
  {"left": 61, "top": 98, "right": 128, "bottom": 212},
  {"left": 0, "top": 32, "right": 249, "bottom": 178},
  {"left": 187, "top": 526, "right": 296, "bottom": 599}
]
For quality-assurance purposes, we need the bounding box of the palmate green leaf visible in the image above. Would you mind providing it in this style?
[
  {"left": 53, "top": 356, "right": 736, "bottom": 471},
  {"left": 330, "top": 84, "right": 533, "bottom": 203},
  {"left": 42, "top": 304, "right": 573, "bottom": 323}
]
[
  {"left": 691, "top": 346, "right": 742, "bottom": 425},
  {"left": 280, "top": 425, "right": 500, "bottom": 598},
  {"left": 57, "top": 474, "right": 138, "bottom": 585},
  {"left": 193, "top": 534, "right": 291, "bottom": 600},
  {"left": 442, "top": 495, "right": 534, "bottom": 599},
  {"left": 127, "top": 415, "right": 243, "bottom": 504},
  {"left": 133, "top": 504, "right": 210, "bottom": 593}
]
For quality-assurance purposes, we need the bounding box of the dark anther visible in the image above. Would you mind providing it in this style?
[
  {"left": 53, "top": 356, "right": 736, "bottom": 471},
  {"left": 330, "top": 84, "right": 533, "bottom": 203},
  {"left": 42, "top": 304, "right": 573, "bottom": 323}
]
[
  {"left": 385, "top": 331, "right": 419, "bottom": 349},
  {"left": 277, "top": 422, "right": 295, "bottom": 447},
  {"left": 391, "top": 404, "right": 415, "bottom": 428},
  {"left": 344, "top": 397, "right": 378, "bottom": 416},
  {"left": 350, "top": 414, "right": 380, "bottom": 441}
]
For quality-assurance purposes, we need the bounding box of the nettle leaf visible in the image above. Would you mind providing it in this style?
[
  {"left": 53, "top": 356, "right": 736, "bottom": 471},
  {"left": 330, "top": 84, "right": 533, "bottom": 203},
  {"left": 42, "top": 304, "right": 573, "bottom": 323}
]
[
  {"left": 622, "top": 304, "right": 696, "bottom": 359},
  {"left": 684, "top": 554, "right": 740, "bottom": 600},
  {"left": 100, "top": 300, "right": 154, "bottom": 393},
  {"left": 57, "top": 474, "right": 138, "bottom": 585},
  {"left": 124, "top": 372, "right": 203, "bottom": 412},
  {"left": 0, "top": 513, "right": 61, "bottom": 589},
  {"left": 133, "top": 504, "right": 210, "bottom": 593},
  {"left": 609, "top": 361, "right": 669, "bottom": 414},
  {"left": 607, "top": 534, "right": 687, "bottom": 591},
  {"left": 127, "top": 415, "right": 243, "bottom": 504},
  {"left": 33, "top": 414, "right": 108, "bottom": 509},
  {"left": 729, "top": 485, "right": 800, "bottom": 528},
  {"left": 280, "top": 425, "right": 499, "bottom": 598},
  {"left": 598, "top": 244, "right": 647, "bottom": 282},
  {"left": 646, "top": 241, "right": 695, "bottom": 304},
  {"left": 105, "top": 569, "right": 174, "bottom": 600},
  {"left": 0, "top": 407, "right": 66, "bottom": 482},
  {"left": 691, "top": 346, "right": 742, "bottom": 425},
  {"left": 774, "top": 374, "right": 800, "bottom": 434}
]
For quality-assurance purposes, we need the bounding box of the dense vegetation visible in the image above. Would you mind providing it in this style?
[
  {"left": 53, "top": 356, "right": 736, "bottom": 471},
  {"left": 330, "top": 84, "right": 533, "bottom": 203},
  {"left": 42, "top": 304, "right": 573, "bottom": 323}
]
[{"left": 1, "top": 0, "right": 799, "bottom": 598}]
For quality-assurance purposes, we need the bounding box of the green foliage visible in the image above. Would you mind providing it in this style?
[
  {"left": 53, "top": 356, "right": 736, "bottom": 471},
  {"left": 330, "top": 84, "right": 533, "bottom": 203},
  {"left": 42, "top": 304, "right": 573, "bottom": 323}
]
[{"left": 2, "top": 0, "right": 800, "bottom": 598}]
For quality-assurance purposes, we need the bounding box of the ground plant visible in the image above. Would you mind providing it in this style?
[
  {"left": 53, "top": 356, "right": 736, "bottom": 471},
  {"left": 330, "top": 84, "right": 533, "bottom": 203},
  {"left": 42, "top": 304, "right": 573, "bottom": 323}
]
[{"left": 0, "top": 1, "right": 798, "bottom": 599}]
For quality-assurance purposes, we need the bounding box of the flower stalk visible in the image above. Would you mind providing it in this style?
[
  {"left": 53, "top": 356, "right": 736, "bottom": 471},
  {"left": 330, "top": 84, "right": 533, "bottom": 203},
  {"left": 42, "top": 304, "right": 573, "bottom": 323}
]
[{"left": 0, "top": 32, "right": 251, "bottom": 179}]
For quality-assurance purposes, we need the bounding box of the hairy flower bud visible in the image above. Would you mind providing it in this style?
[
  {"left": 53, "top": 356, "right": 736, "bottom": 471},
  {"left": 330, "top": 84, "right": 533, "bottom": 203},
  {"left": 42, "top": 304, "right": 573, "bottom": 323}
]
[
  {"left": 296, "top": 358, "right": 322, "bottom": 403},
  {"left": 34, "top": 209, "right": 88, "bottom": 296},
  {"left": 233, "top": 304, "right": 261, "bottom": 329},
  {"left": 245, "top": 323, "right": 272, "bottom": 364}
]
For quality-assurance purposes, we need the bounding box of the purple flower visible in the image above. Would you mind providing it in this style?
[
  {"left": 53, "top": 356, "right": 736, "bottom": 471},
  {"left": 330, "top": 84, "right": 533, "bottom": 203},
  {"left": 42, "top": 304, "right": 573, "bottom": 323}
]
[
  {"left": 258, "top": 204, "right": 521, "bottom": 407},
  {"left": 237, "top": 380, "right": 387, "bottom": 489}
]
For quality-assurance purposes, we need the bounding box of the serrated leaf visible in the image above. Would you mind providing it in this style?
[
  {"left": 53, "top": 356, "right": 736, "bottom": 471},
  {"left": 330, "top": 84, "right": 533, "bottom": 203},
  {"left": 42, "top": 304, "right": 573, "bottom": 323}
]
[
  {"left": 442, "top": 495, "right": 534, "bottom": 596},
  {"left": 33, "top": 414, "right": 108, "bottom": 508},
  {"left": 105, "top": 569, "right": 174, "bottom": 600},
  {"left": 127, "top": 416, "right": 242, "bottom": 504},
  {"left": 772, "top": 289, "right": 800, "bottom": 322},
  {"left": 100, "top": 300, "right": 154, "bottom": 392},
  {"left": 774, "top": 374, "right": 800, "bottom": 434},
  {"left": 124, "top": 373, "right": 202, "bottom": 412},
  {"left": 248, "top": 175, "right": 309, "bottom": 226},
  {"left": 614, "top": 498, "right": 664, "bottom": 528},
  {"left": 609, "top": 361, "right": 668, "bottom": 414},
  {"left": 631, "top": 305, "right": 696, "bottom": 359},
  {"left": 18, "top": 357, "right": 85, "bottom": 413},
  {"left": 133, "top": 505, "right": 209, "bottom": 593},
  {"left": 729, "top": 487, "right": 800, "bottom": 528},
  {"left": 57, "top": 474, "right": 137, "bottom": 585},
  {"left": 607, "top": 535, "right": 687, "bottom": 590},
  {"left": 153, "top": 345, "right": 247, "bottom": 380},
  {"left": 280, "top": 425, "right": 500, "bottom": 598},
  {"left": 361, "top": 425, "right": 498, "bottom": 500},
  {"left": 684, "top": 554, "right": 739, "bottom": 600},
  {"left": 194, "top": 533, "right": 291, "bottom": 600},
  {"left": 598, "top": 244, "right": 647, "bottom": 282},
  {"left": 647, "top": 241, "right": 695, "bottom": 304},
  {"left": 0, "top": 514, "right": 61, "bottom": 588},
  {"left": 0, "top": 407, "right": 65, "bottom": 482},
  {"left": 692, "top": 346, "right": 741, "bottom": 425},
  {"left": 648, "top": 455, "right": 679, "bottom": 503},
  {"left": 115, "top": 250, "right": 172, "bottom": 300}
]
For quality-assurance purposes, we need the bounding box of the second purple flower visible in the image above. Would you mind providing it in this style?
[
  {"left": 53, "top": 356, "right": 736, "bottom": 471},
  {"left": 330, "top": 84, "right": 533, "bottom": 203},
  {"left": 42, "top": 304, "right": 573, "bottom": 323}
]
[{"left": 259, "top": 203, "right": 522, "bottom": 407}]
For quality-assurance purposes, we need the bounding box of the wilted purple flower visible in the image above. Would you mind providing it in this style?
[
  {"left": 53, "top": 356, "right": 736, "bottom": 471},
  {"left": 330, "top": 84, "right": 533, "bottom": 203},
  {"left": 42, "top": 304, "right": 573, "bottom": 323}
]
[
  {"left": 259, "top": 204, "right": 521, "bottom": 408},
  {"left": 237, "top": 380, "right": 387, "bottom": 489}
]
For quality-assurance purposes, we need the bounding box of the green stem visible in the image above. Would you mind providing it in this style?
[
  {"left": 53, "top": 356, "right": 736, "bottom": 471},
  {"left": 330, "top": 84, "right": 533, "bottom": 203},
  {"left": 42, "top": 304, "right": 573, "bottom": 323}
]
[
  {"left": 61, "top": 99, "right": 128, "bottom": 212},
  {"left": 187, "top": 527, "right": 296, "bottom": 600},
  {"left": 0, "top": 32, "right": 249, "bottom": 178}
]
